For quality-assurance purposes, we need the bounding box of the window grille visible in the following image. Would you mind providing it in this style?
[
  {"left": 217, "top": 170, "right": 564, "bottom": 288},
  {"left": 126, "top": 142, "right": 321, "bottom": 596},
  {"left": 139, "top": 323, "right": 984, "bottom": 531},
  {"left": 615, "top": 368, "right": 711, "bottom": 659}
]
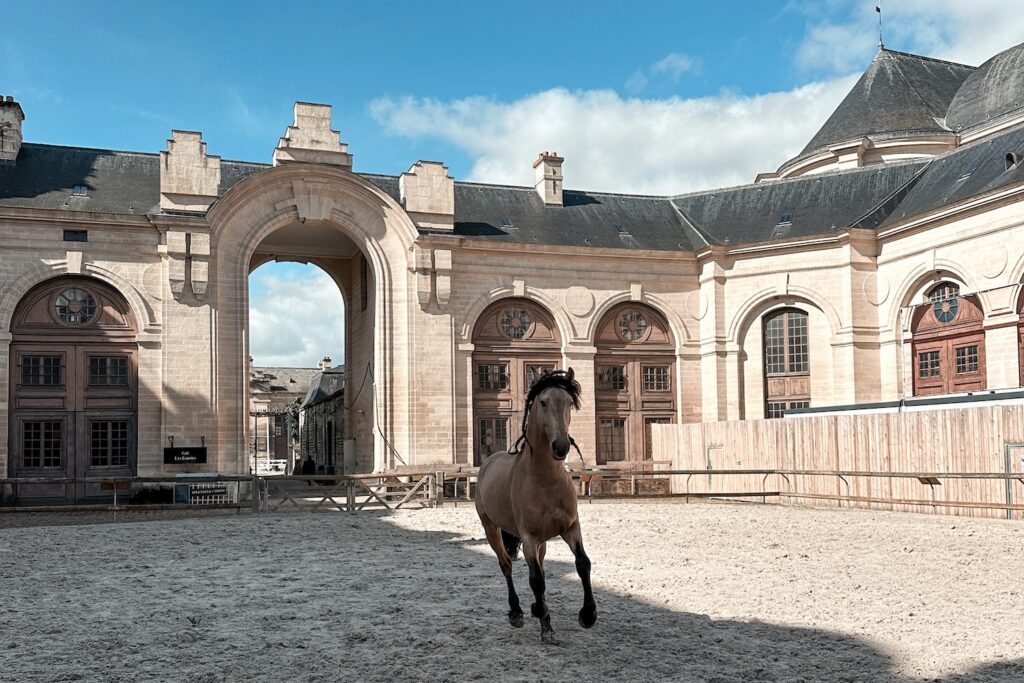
[
  {"left": 597, "top": 365, "right": 626, "bottom": 391},
  {"left": 476, "top": 363, "right": 509, "bottom": 391},
  {"left": 23, "top": 421, "right": 62, "bottom": 468},
  {"left": 90, "top": 420, "right": 129, "bottom": 467},
  {"left": 22, "top": 355, "right": 62, "bottom": 386},
  {"left": 642, "top": 366, "right": 670, "bottom": 392}
]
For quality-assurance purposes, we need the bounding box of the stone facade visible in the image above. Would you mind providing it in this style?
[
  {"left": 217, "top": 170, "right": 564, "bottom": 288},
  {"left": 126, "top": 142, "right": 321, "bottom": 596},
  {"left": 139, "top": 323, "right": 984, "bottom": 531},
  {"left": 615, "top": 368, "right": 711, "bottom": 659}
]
[{"left": 2, "top": 43, "right": 1024, "bottom": 495}]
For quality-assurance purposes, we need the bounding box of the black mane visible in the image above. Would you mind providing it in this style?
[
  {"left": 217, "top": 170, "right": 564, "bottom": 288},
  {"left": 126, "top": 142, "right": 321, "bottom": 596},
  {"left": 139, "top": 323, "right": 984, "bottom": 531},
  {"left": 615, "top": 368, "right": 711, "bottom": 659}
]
[{"left": 525, "top": 370, "right": 582, "bottom": 410}]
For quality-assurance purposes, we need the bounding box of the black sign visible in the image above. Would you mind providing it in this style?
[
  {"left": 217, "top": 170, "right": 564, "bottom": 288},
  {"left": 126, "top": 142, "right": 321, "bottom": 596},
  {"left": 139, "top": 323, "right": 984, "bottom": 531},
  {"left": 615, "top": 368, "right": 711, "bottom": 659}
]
[{"left": 163, "top": 447, "right": 208, "bottom": 464}]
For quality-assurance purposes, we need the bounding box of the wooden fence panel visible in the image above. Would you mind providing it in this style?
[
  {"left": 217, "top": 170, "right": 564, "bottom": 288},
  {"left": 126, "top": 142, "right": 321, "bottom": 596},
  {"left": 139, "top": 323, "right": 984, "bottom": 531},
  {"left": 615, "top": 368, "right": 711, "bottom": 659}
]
[{"left": 651, "top": 405, "right": 1024, "bottom": 518}]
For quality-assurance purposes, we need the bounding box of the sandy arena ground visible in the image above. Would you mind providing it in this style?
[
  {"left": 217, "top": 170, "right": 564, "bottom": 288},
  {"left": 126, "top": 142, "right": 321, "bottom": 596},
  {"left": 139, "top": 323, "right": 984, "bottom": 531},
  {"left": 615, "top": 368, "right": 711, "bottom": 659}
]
[{"left": 1, "top": 501, "right": 1023, "bottom": 682}]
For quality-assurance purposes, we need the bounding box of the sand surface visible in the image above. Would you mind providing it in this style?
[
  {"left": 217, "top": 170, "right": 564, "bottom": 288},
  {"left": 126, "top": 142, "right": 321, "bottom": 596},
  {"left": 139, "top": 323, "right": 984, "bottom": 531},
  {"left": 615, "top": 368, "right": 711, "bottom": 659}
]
[{"left": 1, "top": 501, "right": 1022, "bottom": 682}]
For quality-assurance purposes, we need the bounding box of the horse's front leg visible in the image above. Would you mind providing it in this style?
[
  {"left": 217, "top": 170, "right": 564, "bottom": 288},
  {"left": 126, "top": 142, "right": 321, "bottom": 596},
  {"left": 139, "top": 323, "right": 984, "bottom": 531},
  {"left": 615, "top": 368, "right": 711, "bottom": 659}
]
[
  {"left": 481, "top": 520, "right": 523, "bottom": 627},
  {"left": 523, "top": 537, "right": 556, "bottom": 644},
  {"left": 562, "top": 522, "right": 597, "bottom": 628}
]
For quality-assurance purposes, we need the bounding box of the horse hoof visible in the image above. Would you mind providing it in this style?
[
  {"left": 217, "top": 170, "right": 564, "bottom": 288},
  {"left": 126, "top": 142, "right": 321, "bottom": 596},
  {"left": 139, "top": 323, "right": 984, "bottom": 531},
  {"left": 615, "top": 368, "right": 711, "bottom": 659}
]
[
  {"left": 508, "top": 611, "right": 524, "bottom": 628},
  {"left": 578, "top": 608, "right": 597, "bottom": 629},
  {"left": 540, "top": 630, "right": 559, "bottom": 646}
]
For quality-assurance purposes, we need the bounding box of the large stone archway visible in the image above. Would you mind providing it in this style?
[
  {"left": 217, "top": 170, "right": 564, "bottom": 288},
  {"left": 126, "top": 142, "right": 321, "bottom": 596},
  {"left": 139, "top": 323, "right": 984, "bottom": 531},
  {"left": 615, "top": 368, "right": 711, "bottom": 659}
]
[{"left": 206, "top": 164, "right": 420, "bottom": 473}]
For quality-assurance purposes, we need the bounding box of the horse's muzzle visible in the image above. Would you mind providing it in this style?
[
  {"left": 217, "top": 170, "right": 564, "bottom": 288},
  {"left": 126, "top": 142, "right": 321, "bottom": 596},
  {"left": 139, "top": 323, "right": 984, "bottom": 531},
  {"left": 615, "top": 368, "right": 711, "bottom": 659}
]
[{"left": 551, "top": 438, "right": 570, "bottom": 460}]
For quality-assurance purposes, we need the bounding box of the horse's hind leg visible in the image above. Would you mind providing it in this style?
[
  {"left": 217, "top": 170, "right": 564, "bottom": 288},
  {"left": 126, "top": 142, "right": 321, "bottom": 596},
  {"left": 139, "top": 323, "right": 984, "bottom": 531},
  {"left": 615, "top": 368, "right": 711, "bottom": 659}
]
[
  {"left": 523, "top": 537, "right": 557, "bottom": 644},
  {"left": 481, "top": 519, "right": 524, "bottom": 627},
  {"left": 562, "top": 522, "right": 597, "bottom": 629}
]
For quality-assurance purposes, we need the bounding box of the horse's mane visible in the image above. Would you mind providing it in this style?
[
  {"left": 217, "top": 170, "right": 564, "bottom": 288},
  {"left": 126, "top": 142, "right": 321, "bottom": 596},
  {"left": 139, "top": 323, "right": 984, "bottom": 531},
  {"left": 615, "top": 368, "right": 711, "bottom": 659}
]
[{"left": 508, "top": 369, "right": 582, "bottom": 455}]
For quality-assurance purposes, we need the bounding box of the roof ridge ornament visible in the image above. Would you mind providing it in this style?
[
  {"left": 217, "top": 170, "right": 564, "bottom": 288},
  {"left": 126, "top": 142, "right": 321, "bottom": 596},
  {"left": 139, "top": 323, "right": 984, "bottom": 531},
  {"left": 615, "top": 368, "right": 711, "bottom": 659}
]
[{"left": 273, "top": 102, "right": 353, "bottom": 170}]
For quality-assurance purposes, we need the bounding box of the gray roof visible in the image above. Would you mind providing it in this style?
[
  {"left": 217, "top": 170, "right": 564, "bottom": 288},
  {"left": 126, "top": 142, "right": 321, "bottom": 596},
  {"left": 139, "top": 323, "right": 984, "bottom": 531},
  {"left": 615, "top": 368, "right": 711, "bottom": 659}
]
[
  {"left": 879, "top": 123, "right": 1024, "bottom": 227},
  {"left": 250, "top": 366, "right": 319, "bottom": 396},
  {"left": 451, "top": 183, "right": 695, "bottom": 251},
  {"left": 671, "top": 161, "right": 927, "bottom": 246},
  {"left": 784, "top": 49, "right": 974, "bottom": 171},
  {"left": 946, "top": 41, "right": 1024, "bottom": 133},
  {"left": 301, "top": 368, "right": 345, "bottom": 409}
]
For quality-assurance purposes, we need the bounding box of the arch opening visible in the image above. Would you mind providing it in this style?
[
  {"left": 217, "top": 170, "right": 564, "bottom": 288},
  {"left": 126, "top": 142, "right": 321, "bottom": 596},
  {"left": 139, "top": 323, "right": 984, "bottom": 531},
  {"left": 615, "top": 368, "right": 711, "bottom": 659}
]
[{"left": 246, "top": 221, "right": 371, "bottom": 475}]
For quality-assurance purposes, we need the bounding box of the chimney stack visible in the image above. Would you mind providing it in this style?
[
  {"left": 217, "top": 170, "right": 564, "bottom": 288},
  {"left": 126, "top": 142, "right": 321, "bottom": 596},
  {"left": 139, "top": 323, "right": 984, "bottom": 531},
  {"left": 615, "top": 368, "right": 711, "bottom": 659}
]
[
  {"left": 533, "top": 151, "right": 564, "bottom": 205},
  {"left": 319, "top": 356, "right": 332, "bottom": 371},
  {"left": 0, "top": 96, "right": 25, "bottom": 163}
]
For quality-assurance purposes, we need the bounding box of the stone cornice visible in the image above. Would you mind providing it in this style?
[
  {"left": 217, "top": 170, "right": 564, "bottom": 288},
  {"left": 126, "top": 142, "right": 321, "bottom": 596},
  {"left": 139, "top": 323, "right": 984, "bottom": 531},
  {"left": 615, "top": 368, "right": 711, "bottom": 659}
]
[
  {"left": 422, "top": 233, "right": 699, "bottom": 266},
  {"left": 0, "top": 206, "right": 154, "bottom": 231}
]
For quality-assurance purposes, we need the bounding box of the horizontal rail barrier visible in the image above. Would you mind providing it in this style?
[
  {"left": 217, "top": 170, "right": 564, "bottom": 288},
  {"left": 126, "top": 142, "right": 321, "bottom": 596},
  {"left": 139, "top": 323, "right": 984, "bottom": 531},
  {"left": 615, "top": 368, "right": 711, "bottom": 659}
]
[{"left": 1, "top": 468, "right": 1021, "bottom": 517}]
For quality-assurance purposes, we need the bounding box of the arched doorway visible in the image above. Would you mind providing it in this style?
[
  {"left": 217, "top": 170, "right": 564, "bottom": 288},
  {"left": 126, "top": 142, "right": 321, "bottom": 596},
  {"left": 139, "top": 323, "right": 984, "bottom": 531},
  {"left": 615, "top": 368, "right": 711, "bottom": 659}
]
[
  {"left": 910, "top": 282, "right": 985, "bottom": 396},
  {"left": 762, "top": 308, "right": 810, "bottom": 418},
  {"left": 593, "top": 303, "right": 675, "bottom": 464},
  {"left": 1017, "top": 287, "right": 1024, "bottom": 386},
  {"left": 471, "top": 298, "right": 561, "bottom": 464},
  {"left": 8, "top": 276, "right": 137, "bottom": 503}
]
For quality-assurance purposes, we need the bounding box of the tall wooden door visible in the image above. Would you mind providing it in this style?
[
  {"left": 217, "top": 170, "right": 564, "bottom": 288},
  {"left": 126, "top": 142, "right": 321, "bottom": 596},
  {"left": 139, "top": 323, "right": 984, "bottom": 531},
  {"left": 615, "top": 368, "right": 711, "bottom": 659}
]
[
  {"left": 471, "top": 299, "right": 561, "bottom": 464},
  {"left": 910, "top": 284, "right": 986, "bottom": 396},
  {"left": 8, "top": 278, "right": 138, "bottom": 504},
  {"left": 594, "top": 304, "right": 676, "bottom": 465}
]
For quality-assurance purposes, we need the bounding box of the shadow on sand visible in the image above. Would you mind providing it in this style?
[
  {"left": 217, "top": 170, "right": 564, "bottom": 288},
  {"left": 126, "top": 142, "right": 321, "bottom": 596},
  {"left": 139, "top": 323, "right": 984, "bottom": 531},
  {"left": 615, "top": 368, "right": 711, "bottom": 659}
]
[{"left": 0, "top": 508, "right": 1020, "bottom": 682}]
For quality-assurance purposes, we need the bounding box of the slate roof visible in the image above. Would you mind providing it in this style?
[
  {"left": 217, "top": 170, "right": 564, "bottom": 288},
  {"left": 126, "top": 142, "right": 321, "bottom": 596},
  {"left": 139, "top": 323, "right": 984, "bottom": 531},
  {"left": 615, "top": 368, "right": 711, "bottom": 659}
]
[
  {"left": 879, "top": 123, "right": 1024, "bottom": 227},
  {"left": 450, "top": 183, "right": 695, "bottom": 251},
  {"left": 250, "top": 367, "right": 319, "bottom": 396},
  {"left": 671, "top": 161, "right": 927, "bottom": 246},
  {"left": 946, "top": 41, "right": 1024, "bottom": 133},
  {"left": 302, "top": 368, "right": 345, "bottom": 409},
  {"left": 784, "top": 49, "right": 974, "bottom": 171}
]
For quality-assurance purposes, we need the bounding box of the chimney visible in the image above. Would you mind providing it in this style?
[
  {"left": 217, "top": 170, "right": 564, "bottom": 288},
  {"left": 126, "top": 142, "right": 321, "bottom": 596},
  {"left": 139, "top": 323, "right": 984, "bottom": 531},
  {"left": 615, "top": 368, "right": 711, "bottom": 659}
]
[
  {"left": 0, "top": 96, "right": 25, "bottom": 163},
  {"left": 533, "top": 151, "right": 564, "bottom": 205},
  {"left": 319, "top": 356, "right": 332, "bottom": 371}
]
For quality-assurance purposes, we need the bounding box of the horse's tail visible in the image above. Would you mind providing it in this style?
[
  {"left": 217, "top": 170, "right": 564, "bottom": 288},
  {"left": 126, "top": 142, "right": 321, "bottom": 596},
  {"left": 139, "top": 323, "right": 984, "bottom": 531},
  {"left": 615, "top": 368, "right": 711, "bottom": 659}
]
[{"left": 501, "top": 530, "right": 521, "bottom": 560}]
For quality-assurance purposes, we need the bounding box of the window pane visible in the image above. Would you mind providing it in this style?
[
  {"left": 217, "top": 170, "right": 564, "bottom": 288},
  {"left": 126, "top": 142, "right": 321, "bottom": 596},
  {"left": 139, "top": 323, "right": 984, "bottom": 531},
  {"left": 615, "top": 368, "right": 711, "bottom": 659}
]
[
  {"left": 598, "top": 418, "right": 626, "bottom": 462},
  {"left": 764, "top": 314, "right": 785, "bottom": 374},
  {"left": 787, "top": 312, "right": 808, "bottom": 373},
  {"left": 526, "top": 365, "right": 555, "bottom": 390},
  {"left": 89, "top": 356, "right": 129, "bottom": 386},
  {"left": 476, "top": 363, "right": 509, "bottom": 391},
  {"left": 766, "top": 402, "right": 786, "bottom": 419},
  {"left": 927, "top": 282, "right": 960, "bottom": 303},
  {"left": 23, "top": 421, "right": 62, "bottom": 468},
  {"left": 955, "top": 345, "right": 979, "bottom": 375},
  {"left": 642, "top": 366, "right": 670, "bottom": 392},
  {"left": 918, "top": 351, "right": 941, "bottom": 378},
  {"left": 596, "top": 365, "right": 626, "bottom": 391},
  {"left": 477, "top": 418, "right": 508, "bottom": 455},
  {"left": 21, "top": 356, "right": 62, "bottom": 386}
]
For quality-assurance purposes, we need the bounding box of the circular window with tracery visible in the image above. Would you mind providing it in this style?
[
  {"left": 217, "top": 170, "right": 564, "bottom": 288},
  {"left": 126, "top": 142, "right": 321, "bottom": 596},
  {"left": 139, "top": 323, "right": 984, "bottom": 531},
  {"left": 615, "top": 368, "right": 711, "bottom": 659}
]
[
  {"left": 55, "top": 288, "right": 97, "bottom": 325},
  {"left": 618, "top": 310, "right": 649, "bottom": 342},
  {"left": 927, "top": 283, "right": 960, "bottom": 324},
  {"left": 500, "top": 307, "right": 533, "bottom": 339}
]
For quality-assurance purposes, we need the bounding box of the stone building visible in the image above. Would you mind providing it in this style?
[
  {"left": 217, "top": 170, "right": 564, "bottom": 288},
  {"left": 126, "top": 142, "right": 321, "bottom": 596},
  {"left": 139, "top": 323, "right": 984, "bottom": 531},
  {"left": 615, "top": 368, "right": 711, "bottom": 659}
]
[
  {"left": 298, "top": 359, "right": 345, "bottom": 473},
  {"left": 248, "top": 360, "right": 318, "bottom": 467},
  {"left": 3, "top": 42, "right": 1024, "bottom": 502}
]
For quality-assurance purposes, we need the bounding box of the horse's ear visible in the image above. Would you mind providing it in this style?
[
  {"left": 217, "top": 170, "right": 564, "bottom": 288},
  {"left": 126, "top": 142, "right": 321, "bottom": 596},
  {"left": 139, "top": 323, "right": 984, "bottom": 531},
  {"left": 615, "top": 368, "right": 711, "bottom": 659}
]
[{"left": 566, "top": 367, "right": 574, "bottom": 382}]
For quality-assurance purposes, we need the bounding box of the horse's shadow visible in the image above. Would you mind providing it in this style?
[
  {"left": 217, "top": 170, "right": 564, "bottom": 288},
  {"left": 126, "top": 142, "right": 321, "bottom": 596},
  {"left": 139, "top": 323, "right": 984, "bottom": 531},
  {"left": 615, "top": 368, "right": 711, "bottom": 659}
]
[{"left": 363, "top": 512, "right": 1021, "bottom": 683}]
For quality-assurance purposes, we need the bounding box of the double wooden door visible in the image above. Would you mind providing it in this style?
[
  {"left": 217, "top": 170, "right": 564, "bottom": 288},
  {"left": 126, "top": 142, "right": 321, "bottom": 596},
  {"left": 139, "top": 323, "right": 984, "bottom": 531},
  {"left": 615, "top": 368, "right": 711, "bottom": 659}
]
[{"left": 9, "top": 342, "right": 137, "bottom": 503}]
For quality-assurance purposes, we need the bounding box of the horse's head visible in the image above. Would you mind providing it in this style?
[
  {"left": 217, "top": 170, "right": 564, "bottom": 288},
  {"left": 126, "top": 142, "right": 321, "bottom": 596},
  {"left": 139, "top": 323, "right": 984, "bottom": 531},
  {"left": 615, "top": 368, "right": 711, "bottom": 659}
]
[{"left": 527, "top": 368, "right": 581, "bottom": 461}]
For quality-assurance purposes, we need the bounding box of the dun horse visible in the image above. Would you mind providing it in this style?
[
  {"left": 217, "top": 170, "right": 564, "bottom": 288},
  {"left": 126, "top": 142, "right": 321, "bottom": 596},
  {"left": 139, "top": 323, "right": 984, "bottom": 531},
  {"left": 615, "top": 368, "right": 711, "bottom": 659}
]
[{"left": 475, "top": 368, "right": 597, "bottom": 643}]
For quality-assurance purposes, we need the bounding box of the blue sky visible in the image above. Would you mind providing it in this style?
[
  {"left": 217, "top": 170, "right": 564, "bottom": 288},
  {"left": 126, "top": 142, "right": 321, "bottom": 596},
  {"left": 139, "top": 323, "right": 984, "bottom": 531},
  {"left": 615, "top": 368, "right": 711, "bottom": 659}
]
[{"left": 4, "top": 1, "right": 1022, "bottom": 366}]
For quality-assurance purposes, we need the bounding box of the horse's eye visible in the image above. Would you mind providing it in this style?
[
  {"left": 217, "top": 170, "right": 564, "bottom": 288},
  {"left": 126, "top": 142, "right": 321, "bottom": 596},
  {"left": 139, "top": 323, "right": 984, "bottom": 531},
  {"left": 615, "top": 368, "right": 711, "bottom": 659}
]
[{"left": 540, "top": 400, "right": 547, "bottom": 407}]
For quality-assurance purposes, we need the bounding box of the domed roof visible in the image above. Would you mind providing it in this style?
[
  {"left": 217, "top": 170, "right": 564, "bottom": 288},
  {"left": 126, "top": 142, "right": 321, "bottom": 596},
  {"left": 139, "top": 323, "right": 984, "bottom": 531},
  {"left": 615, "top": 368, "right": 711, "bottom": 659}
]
[
  {"left": 946, "top": 41, "right": 1024, "bottom": 132},
  {"left": 780, "top": 49, "right": 974, "bottom": 173}
]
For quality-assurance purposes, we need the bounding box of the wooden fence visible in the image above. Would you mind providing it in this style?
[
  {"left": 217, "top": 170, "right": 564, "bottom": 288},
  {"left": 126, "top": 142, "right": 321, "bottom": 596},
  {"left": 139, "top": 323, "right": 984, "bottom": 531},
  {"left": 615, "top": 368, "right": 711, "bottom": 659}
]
[{"left": 651, "top": 405, "right": 1024, "bottom": 519}]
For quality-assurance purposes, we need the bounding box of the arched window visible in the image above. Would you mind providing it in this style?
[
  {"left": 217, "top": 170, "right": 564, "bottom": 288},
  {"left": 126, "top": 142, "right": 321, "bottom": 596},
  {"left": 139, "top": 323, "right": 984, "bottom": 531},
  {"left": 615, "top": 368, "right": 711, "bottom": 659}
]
[
  {"left": 9, "top": 276, "right": 138, "bottom": 504},
  {"left": 910, "top": 281, "right": 985, "bottom": 396},
  {"left": 471, "top": 299, "right": 561, "bottom": 464},
  {"left": 594, "top": 303, "right": 675, "bottom": 464},
  {"left": 762, "top": 308, "right": 810, "bottom": 418}
]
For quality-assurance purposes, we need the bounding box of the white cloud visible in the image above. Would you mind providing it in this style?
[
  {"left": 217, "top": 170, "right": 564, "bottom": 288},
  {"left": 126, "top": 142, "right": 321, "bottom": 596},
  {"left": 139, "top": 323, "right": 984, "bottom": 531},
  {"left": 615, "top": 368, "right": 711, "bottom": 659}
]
[
  {"left": 651, "top": 53, "right": 700, "bottom": 81},
  {"left": 370, "top": 76, "right": 856, "bottom": 195},
  {"left": 795, "top": 0, "right": 1024, "bottom": 73},
  {"left": 248, "top": 265, "right": 345, "bottom": 368}
]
